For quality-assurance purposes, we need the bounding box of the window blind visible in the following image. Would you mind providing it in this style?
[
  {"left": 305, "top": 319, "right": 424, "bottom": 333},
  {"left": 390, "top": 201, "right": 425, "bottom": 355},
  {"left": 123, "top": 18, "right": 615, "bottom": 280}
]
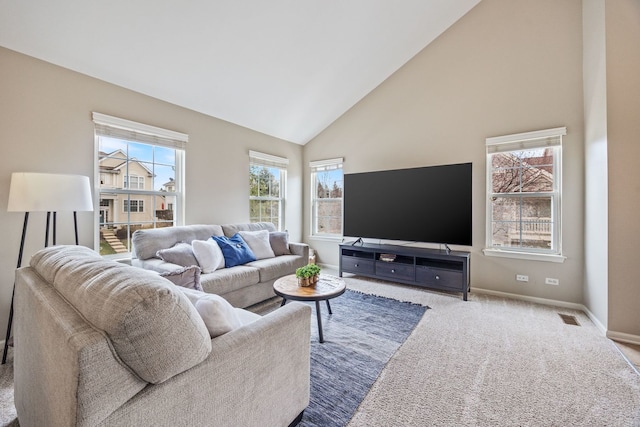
[
  {"left": 249, "top": 150, "right": 289, "bottom": 168},
  {"left": 486, "top": 127, "right": 566, "bottom": 154},
  {"left": 92, "top": 112, "right": 188, "bottom": 150},
  {"left": 310, "top": 158, "right": 343, "bottom": 173}
]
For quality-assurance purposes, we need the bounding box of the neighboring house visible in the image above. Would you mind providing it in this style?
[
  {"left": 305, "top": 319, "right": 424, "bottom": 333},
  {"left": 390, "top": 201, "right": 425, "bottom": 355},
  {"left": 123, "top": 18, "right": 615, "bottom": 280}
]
[
  {"left": 491, "top": 150, "right": 554, "bottom": 249},
  {"left": 98, "top": 150, "right": 174, "bottom": 229}
]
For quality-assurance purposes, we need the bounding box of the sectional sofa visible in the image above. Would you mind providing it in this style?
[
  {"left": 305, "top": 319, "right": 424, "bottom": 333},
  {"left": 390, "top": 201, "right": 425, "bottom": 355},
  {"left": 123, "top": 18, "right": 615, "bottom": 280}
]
[
  {"left": 13, "top": 245, "right": 311, "bottom": 426},
  {"left": 131, "top": 222, "right": 309, "bottom": 308}
]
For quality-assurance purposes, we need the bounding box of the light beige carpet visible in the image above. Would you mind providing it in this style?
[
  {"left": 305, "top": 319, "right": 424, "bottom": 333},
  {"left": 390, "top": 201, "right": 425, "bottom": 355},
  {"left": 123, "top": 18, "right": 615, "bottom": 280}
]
[
  {"left": 1, "top": 276, "right": 639, "bottom": 426},
  {"left": 344, "top": 277, "right": 640, "bottom": 426}
]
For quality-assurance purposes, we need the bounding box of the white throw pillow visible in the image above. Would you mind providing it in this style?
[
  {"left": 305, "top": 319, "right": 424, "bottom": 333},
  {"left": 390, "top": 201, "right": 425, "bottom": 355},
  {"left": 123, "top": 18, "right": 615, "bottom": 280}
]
[
  {"left": 178, "top": 287, "right": 249, "bottom": 338},
  {"left": 192, "top": 238, "right": 225, "bottom": 273},
  {"left": 238, "top": 230, "right": 275, "bottom": 260},
  {"left": 194, "top": 297, "right": 243, "bottom": 338}
]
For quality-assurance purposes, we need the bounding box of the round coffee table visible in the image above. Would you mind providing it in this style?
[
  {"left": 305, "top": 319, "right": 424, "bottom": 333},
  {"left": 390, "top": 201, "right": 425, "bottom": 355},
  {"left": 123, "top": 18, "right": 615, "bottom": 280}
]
[{"left": 273, "top": 274, "right": 346, "bottom": 343}]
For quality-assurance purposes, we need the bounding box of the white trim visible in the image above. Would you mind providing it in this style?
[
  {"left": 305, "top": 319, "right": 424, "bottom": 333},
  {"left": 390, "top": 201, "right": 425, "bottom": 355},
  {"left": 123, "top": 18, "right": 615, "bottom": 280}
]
[
  {"left": 472, "top": 287, "right": 584, "bottom": 310},
  {"left": 309, "top": 157, "right": 343, "bottom": 168},
  {"left": 607, "top": 330, "right": 640, "bottom": 346},
  {"left": 486, "top": 127, "right": 567, "bottom": 146},
  {"left": 308, "top": 235, "right": 343, "bottom": 242},
  {"left": 482, "top": 248, "right": 566, "bottom": 263},
  {"left": 92, "top": 112, "right": 188, "bottom": 142},
  {"left": 582, "top": 305, "right": 607, "bottom": 335},
  {"left": 249, "top": 150, "right": 289, "bottom": 166},
  {"left": 472, "top": 288, "right": 614, "bottom": 339},
  {"left": 317, "top": 262, "right": 339, "bottom": 271}
]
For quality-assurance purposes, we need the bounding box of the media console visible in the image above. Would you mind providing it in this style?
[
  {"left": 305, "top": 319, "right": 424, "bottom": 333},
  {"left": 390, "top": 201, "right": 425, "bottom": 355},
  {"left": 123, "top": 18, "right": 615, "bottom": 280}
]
[{"left": 339, "top": 242, "right": 470, "bottom": 301}]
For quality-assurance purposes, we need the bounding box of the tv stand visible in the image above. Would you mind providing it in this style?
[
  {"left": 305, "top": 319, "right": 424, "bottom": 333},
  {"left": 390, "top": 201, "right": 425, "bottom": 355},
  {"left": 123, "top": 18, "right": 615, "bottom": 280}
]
[{"left": 339, "top": 242, "right": 470, "bottom": 300}]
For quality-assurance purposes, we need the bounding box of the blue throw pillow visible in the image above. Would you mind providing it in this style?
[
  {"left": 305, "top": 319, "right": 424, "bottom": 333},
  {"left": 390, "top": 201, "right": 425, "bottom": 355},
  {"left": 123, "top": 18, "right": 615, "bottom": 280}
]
[{"left": 211, "top": 234, "right": 257, "bottom": 268}]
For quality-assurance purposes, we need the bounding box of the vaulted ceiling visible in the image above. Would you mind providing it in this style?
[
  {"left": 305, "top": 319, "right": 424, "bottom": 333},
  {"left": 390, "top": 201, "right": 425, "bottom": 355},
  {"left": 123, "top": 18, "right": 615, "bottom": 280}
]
[{"left": 0, "top": 0, "right": 480, "bottom": 144}]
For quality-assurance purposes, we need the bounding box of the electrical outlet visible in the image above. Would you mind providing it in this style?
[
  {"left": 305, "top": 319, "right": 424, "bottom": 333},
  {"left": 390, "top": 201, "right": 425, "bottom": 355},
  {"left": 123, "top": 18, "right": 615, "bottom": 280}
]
[
  {"left": 516, "top": 274, "right": 528, "bottom": 282},
  {"left": 545, "top": 278, "right": 559, "bottom": 286}
]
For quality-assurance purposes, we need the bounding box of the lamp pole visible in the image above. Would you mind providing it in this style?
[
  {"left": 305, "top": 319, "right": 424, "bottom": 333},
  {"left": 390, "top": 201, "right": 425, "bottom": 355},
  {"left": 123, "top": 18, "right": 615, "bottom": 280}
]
[{"left": 2, "top": 212, "right": 29, "bottom": 365}]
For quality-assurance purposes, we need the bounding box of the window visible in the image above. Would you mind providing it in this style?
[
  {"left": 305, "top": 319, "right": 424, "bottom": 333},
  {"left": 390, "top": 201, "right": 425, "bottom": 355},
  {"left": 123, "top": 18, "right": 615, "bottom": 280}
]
[
  {"left": 310, "top": 158, "right": 343, "bottom": 237},
  {"left": 124, "top": 175, "right": 144, "bottom": 189},
  {"left": 123, "top": 199, "right": 144, "bottom": 213},
  {"left": 93, "top": 113, "right": 187, "bottom": 257},
  {"left": 485, "top": 127, "right": 565, "bottom": 260},
  {"left": 249, "top": 151, "right": 288, "bottom": 230}
]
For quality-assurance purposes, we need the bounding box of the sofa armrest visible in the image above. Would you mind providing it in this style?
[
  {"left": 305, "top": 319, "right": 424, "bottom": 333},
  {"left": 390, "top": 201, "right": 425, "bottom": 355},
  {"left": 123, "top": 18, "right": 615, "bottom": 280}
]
[
  {"left": 103, "top": 302, "right": 312, "bottom": 427},
  {"left": 289, "top": 242, "right": 309, "bottom": 260}
]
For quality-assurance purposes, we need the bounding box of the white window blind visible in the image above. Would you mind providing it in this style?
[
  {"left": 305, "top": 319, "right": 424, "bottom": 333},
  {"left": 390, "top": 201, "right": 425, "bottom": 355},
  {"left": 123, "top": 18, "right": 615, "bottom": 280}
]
[
  {"left": 486, "top": 127, "right": 566, "bottom": 153},
  {"left": 92, "top": 112, "right": 188, "bottom": 149},
  {"left": 249, "top": 150, "right": 289, "bottom": 168},
  {"left": 310, "top": 157, "right": 343, "bottom": 172}
]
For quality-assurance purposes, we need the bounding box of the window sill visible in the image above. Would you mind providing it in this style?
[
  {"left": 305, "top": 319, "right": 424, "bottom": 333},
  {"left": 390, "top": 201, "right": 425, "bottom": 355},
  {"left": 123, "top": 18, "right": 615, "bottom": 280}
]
[
  {"left": 308, "top": 235, "right": 343, "bottom": 243},
  {"left": 483, "top": 248, "right": 566, "bottom": 263}
]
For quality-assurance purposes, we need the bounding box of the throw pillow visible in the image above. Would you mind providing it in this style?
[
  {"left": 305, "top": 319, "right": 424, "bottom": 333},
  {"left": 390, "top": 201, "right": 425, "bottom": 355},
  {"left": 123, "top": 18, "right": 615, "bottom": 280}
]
[
  {"left": 192, "top": 238, "right": 225, "bottom": 273},
  {"left": 269, "top": 231, "right": 291, "bottom": 256},
  {"left": 211, "top": 234, "right": 257, "bottom": 268},
  {"left": 238, "top": 230, "right": 276, "bottom": 260},
  {"left": 178, "top": 287, "right": 256, "bottom": 338},
  {"left": 159, "top": 265, "right": 203, "bottom": 292},
  {"left": 156, "top": 242, "right": 199, "bottom": 267}
]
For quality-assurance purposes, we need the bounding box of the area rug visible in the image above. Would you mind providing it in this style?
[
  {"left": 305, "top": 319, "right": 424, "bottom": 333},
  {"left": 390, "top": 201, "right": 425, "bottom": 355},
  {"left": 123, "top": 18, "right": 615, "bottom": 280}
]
[{"left": 298, "top": 289, "right": 428, "bottom": 427}]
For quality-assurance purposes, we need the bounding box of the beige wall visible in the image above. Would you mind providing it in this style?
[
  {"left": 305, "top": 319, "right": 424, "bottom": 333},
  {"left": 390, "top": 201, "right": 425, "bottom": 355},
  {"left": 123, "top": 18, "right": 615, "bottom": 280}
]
[
  {"left": 606, "top": 0, "right": 640, "bottom": 338},
  {"left": 2, "top": 0, "right": 638, "bottom": 342},
  {"left": 582, "top": 0, "right": 608, "bottom": 329},
  {"left": 304, "top": 0, "right": 586, "bottom": 303},
  {"left": 0, "top": 46, "right": 303, "bottom": 340}
]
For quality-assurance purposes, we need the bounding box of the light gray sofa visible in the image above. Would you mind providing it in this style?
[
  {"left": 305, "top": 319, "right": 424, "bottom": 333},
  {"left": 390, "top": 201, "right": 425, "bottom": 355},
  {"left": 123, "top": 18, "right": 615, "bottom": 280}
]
[
  {"left": 131, "top": 222, "right": 309, "bottom": 308},
  {"left": 14, "top": 245, "right": 311, "bottom": 427}
]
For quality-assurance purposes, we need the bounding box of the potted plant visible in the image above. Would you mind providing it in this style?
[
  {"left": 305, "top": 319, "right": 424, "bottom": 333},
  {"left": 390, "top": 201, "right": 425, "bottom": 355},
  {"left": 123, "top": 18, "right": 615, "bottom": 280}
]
[{"left": 295, "top": 264, "right": 321, "bottom": 287}]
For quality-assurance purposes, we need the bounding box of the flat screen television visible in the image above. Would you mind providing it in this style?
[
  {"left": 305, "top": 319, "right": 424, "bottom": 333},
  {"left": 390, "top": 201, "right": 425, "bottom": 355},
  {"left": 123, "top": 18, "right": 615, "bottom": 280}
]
[{"left": 343, "top": 162, "right": 472, "bottom": 246}]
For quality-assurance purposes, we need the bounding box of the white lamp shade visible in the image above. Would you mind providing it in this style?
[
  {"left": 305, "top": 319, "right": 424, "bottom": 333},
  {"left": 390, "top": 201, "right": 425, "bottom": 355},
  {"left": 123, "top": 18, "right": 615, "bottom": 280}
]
[{"left": 8, "top": 172, "right": 94, "bottom": 212}]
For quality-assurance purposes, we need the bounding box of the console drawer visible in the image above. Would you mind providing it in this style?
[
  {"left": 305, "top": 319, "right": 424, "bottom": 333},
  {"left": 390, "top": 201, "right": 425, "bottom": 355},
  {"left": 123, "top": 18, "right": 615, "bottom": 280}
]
[
  {"left": 341, "top": 256, "right": 375, "bottom": 275},
  {"left": 416, "top": 266, "right": 463, "bottom": 291},
  {"left": 376, "top": 262, "right": 414, "bottom": 282}
]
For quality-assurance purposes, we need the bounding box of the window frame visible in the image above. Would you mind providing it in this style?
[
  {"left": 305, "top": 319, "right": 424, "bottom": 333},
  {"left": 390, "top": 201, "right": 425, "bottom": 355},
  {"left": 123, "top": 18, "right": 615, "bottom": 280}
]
[
  {"left": 93, "top": 112, "right": 187, "bottom": 259},
  {"left": 484, "top": 127, "right": 566, "bottom": 263},
  {"left": 249, "top": 150, "right": 288, "bottom": 230},
  {"left": 310, "top": 158, "right": 344, "bottom": 239}
]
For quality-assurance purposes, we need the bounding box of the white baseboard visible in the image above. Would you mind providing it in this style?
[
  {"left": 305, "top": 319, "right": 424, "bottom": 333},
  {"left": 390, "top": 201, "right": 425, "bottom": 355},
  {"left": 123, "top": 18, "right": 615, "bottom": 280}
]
[
  {"left": 472, "top": 287, "right": 610, "bottom": 335},
  {"left": 581, "top": 305, "right": 607, "bottom": 335},
  {"left": 607, "top": 330, "right": 640, "bottom": 346},
  {"left": 472, "top": 287, "right": 585, "bottom": 310},
  {"left": 317, "top": 263, "right": 339, "bottom": 272},
  {"left": 329, "top": 274, "right": 637, "bottom": 342}
]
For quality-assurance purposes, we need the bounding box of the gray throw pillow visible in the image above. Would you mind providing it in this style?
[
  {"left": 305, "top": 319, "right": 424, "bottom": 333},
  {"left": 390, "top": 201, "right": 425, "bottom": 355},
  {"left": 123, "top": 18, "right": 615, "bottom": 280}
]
[
  {"left": 238, "top": 230, "right": 275, "bottom": 260},
  {"left": 160, "top": 265, "right": 203, "bottom": 292},
  {"left": 156, "top": 242, "right": 199, "bottom": 267},
  {"left": 269, "top": 231, "right": 291, "bottom": 256}
]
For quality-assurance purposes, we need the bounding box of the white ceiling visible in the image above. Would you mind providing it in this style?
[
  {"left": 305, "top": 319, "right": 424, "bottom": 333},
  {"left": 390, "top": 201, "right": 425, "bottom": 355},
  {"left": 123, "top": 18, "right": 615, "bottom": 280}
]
[{"left": 0, "top": 0, "right": 480, "bottom": 144}]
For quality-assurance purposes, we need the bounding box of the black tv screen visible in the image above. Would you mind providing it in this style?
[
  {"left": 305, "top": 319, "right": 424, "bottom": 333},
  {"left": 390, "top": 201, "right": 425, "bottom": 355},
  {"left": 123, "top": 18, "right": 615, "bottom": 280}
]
[{"left": 343, "top": 163, "right": 472, "bottom": 246}]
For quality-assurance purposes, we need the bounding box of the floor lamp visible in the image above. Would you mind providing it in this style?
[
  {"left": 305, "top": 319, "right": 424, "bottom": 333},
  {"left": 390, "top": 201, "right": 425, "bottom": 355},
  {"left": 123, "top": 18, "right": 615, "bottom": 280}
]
[{"left": 2, "top": 172, "right": 93, "bottom": 364}]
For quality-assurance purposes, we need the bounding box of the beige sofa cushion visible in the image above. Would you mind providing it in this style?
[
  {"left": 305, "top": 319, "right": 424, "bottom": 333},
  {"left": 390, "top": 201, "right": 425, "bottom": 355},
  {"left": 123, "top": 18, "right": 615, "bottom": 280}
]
[
  {"left": 132, "top": 224, "right": 224, "bottom": 260},
  {"left": 30, "top": 245, "right": 212, "bottom": 384},
  {"left": 221, "top": 221, "right": 276, "bottom": 237}
]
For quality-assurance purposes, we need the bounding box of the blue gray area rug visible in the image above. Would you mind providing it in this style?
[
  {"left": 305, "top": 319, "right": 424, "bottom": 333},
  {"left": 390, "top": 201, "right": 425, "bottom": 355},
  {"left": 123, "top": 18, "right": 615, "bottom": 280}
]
[{"left": 300, "top": 289, "right": 428, "bottom": 427}]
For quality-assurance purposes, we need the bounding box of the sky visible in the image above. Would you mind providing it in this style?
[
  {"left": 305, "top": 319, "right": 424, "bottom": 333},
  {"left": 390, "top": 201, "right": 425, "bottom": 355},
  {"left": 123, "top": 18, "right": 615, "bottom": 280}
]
[{"left": 99, "top": 136, "right": 176, "bottom": 191}]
